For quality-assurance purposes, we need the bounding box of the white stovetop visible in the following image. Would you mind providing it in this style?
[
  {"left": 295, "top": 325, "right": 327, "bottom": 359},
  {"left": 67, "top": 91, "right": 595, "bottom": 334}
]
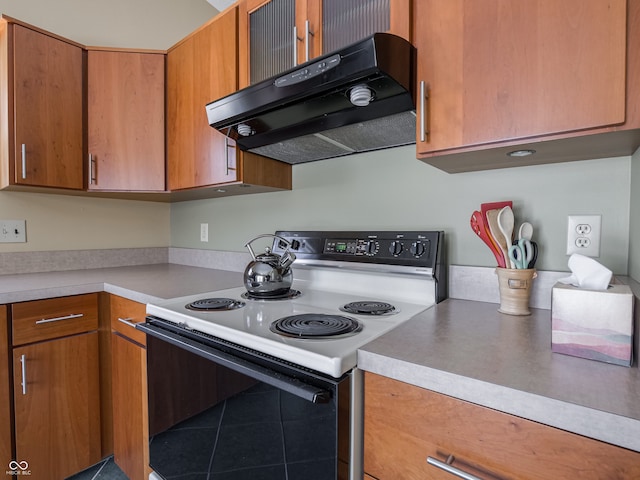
[{"left": 146, "top": 274, "right": 435, "bottom": 378}]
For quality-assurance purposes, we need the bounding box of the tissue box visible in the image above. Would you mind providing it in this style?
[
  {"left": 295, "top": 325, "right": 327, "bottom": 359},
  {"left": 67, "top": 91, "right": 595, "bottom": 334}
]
[{"left": 551, "top": 282, "right": 634, "bottom": 366}]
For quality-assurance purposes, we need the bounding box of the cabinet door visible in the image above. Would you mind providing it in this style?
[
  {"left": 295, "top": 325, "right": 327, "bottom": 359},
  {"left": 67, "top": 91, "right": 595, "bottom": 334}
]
[
  {"left": 166, "top": 6, "right": 239, "bottom": 190},
  {"left": 415, "top": 0, "right": 627, "bottom": 155},
  {"left": 87, "top": 50, "right": 165, "bottom": 192},
  {"left": 0, "top": 306, "right": 11, "bottom": 472},
  {"left": 13, "top": 332, "right": 101, "bottom": 480},
  {"left": 112, "top": 332, "right": 149, "bottom": 480},
  {"left": 13, "top": 24, "right": 83, "bottom": 189},
  {"left": 239, "top": 0, "right": 409, "bottom": 87}
]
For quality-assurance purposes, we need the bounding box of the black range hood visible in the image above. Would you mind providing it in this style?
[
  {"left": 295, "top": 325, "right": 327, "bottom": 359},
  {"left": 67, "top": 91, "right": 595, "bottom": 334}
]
[{"left": 205, "top": 33, "right": 416, "bottom": 164}]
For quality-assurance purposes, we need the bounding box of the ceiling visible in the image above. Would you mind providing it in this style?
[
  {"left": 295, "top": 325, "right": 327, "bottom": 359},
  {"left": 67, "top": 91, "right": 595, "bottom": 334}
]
[{"left": 206, "top": 0, "right": 235, "bottom": 12}]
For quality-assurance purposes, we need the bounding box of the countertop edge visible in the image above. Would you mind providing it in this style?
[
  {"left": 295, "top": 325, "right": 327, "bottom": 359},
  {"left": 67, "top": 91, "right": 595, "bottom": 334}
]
[{"left": 358, "top": 350, "right": 640, "bottom": 453}]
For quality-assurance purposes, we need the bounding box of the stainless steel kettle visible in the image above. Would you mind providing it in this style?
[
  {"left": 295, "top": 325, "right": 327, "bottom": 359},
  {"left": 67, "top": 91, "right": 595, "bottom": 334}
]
[{"left": 244, "top": 234, "right": 296, "bottom": 297}]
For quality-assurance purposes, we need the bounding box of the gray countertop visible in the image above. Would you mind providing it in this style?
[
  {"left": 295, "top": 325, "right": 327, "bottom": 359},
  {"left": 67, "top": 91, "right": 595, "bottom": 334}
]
[
  {"left": 2, "top": 264, "right": 639, "bottom": 452},
  {"left": 0, "top": 264, "right": 244, "bottom": 304},
  {"left": 358, "top": 298, "right": 640, "bottom": 453}
]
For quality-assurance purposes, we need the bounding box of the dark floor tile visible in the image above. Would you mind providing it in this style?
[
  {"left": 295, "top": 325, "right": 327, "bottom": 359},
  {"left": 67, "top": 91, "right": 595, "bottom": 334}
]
[
  {"left": 66, "top": 457, "right": 129, "bottom": 480},
  {"left": 221, "top": 388, "right": 281, "bottom": 426},
  {"left": 209, "top": 464, "right": 286, "bottom": 480},
  {"left": 283, "top": 415, "right": 336, "bottom": 463},
  {"left": 287, "top": 458, "right": 336, "bottom": 480},
  {"left": 94, "top": 458, "right": 129, "bottom": 480},
  {"left": 170, "top": 401, "right": 225, "bottom": 430},
  {"left": 209, "top": 422, "right": 285, "bottom": 474},
  {"left": 65, "top": 459, "right": 107, "bottom": 480},
  {"left": 150, "top": 427, "right": 218, "bottom": 478}
]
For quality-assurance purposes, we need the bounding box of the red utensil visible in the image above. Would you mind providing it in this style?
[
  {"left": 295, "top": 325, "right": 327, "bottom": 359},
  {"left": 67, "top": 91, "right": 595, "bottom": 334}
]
[{"left": 470, "top": 210, "right": 507, "bottom": 267}]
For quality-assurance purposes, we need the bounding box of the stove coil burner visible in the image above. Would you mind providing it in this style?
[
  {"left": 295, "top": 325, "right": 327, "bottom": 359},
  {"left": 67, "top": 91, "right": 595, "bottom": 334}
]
[
  {"left": 270, "top": 314, "right": 362, "bottom": 339},
  {"left": 185, "top": 298, "right": 246, "bottom": 311},
  {"left": 340, "top": 301, "right": 397, "bottom": 316},
  {"left": 242, "top": 289, "right": 302, "bottom": 301}
]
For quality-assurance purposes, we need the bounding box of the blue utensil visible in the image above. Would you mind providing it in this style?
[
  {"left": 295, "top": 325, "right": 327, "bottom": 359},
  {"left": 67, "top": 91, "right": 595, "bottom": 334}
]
[{"left": 508, "top": 239, "right": 533, "bottom": 269}]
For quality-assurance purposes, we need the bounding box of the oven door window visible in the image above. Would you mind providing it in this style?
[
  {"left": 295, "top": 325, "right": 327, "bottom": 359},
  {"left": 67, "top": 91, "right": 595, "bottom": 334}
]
[{"left": 146, "top": 334, "right": 350, "bottom": 480}]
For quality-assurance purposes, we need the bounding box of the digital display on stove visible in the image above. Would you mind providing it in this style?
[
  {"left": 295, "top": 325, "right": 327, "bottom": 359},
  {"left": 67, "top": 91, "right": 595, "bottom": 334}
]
[{"left": 335, "top": 242, "right": 348, "bottom": 253}]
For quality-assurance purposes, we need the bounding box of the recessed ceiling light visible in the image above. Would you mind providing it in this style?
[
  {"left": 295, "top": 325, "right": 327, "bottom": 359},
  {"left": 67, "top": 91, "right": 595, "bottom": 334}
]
[{"left": 507, "top": 149, "right": 536, "bottom": 157}]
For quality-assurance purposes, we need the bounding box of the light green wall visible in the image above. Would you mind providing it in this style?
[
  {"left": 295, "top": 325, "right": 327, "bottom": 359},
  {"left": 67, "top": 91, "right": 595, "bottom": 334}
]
[
  {"left": 630, "top": 149, "right": 640, "bottom": 279},
  {"left": 171, "top": 145, "right": 632, "bottom": 274}
]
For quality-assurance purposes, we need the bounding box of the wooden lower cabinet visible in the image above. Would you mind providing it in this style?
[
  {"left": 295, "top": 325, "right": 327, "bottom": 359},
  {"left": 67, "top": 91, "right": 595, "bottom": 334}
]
[
  {"left": 13, "top": 332, "right": 101, "bottom": 479},
  {"left": 109, "top": 295, "right": 150, "bottom": 480},
  {"left": 364, "top": 372, "right": 640, "bottom": 480},
  {"left": 0, "top": 306, "right": 11, "bottom": 471},
  {"left": 8, "top": 294, "right": 101, "bottom": 479}
]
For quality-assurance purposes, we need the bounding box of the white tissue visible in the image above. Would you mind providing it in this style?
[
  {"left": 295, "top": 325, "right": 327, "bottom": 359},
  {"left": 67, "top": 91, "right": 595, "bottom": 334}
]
[{"left": 557, "top": 254, "right": 612, "bottom": 290}]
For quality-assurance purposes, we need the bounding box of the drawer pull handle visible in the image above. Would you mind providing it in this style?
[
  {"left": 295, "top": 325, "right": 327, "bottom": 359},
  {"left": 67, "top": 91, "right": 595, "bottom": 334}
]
[
  {"left": 117, "top": 317, "right": 137, "bottom": 328},
  {"left": 20, "top": 354, "right": 27, "bottom": 395},
  {"left": 427, "top": 455, "right": 482, "bottom": 480},
  {"left": 35, "top": 313, "right": 84, "bottom": 325}
]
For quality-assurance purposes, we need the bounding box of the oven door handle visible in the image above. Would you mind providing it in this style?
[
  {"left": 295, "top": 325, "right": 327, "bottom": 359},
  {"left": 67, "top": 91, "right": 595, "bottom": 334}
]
[{"left": 137, "top": 322, "right": 332, "bottom": 404}]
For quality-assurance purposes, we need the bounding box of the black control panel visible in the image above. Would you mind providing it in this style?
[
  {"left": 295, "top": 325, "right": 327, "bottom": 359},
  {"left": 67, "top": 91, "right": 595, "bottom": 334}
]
[
  {"left": 274, "top": 54, "right": 341, "bottom": 87},
  {"left": 273, "top": 230, "right": 444, "bottom": 270}
]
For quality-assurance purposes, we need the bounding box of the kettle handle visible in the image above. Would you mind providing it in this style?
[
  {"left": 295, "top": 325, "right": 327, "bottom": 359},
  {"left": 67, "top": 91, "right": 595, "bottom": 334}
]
[{"left": 244, "top": 234, "right": 293, "bottom": 261}]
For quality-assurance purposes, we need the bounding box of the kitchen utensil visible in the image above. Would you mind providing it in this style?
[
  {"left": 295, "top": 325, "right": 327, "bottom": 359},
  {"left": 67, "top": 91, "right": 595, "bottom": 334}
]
[
  {"left": 508, "top": 239, "right": 533, "bottom": 269},
  {"left": 244, "top": 234, "right": 296, "bottom": 297},
  {"left": 486, "top": 209, "right": 511, "bottom": 270},
  {"left": 528, "top": 241, "right": 538, "bottom": 268},
  {"left": 470, "top": 211, "right": 506, "bottom": 267},
  {"left": 497, "top": 206, "right": 515, "bottom": 266},
  {"left": 518, "top": 222, "right": 534, "bottom": 241}
]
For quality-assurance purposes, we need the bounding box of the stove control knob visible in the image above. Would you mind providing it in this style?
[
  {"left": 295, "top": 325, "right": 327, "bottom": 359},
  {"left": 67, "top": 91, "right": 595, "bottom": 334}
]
[
  {"left": 411, "top": 241, "right": 426, "bottom": 257},
  {"left": 365, "top": 240, "right": 379, "bottom": 256},
  {"left": 389, "top": 240, "right": 403, "bottom": 256}
]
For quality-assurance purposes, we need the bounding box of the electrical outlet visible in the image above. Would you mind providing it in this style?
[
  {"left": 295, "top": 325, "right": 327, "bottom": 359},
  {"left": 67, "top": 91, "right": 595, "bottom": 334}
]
[
  {"left": 0, "top": 220, "right": 27, "bottom": 243},
  {"left": 200, "top": 223, "right": 209, "bottom": 242},
  {"left": 566, "top": 215, "right": 601, "bottom": 257}
]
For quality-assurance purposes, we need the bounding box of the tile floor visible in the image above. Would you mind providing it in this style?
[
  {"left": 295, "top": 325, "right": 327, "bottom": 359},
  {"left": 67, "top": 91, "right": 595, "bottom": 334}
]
[
  {"left": 66, "top": 383, "right": 337, "bottom": 480},
  {"left": 66, "top": 456, "right": 128, "bottom": 480},
  {"left": 150, "top": 383, "right": 337, "bottom": 479}
]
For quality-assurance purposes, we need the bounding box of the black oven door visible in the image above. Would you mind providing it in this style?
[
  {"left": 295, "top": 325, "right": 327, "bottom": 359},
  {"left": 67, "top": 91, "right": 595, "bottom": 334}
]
[{"left": 138, "top": 317, "right": 353, "bottom": 480}]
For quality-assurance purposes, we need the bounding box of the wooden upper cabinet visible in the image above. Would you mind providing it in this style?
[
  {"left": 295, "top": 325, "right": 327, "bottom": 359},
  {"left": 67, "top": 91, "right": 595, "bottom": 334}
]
[
  {"left": 238, "top": 0, "right": 411, "bottom": 87},
  {"left": 167, "top": 6, "right": 291, "bottom": 194},
  {"left": 415, "top": 0, "right": 629, "bottom": 159},
  {"left": 0, "top": 20, "right": 84, "bottom": 189},
  {"left": 87, "top": 49, "right": 165, "bottom": 192},
  {"left": 167, "top": 6, "right": 240, "bottom": 190}
]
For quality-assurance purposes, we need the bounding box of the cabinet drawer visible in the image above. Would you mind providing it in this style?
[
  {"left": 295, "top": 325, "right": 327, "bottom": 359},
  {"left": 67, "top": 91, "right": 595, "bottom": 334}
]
[
  {"left": 110, "top": 295, "right": 147, "bottom": 346},
  {"left": 12, "top": 294, "right": 99, "bottom": 346},
  {"left": 364, "top": 372, "right": 640, "bottom": 480}
]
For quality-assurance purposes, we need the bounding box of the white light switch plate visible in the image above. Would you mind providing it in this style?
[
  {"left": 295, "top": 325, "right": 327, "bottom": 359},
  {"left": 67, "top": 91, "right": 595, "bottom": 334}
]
[{"left": 0, "top": 220, "right": 27, "bottom": 243}]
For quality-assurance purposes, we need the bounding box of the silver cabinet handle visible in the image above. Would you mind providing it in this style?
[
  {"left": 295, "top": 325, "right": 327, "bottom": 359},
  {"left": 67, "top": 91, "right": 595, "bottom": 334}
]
[
  {"left": 21, "top": 144, "right": 27, "bottom": 179},
  {"left": 88, "top": 154, "right": 97, "bottom": 185},
  {"left": 35, "top": 313, "right": 84, "bottom": 325},
  {"left": 420, "top": 81, "right": 429, "bottom": 143},
  {"left": 20, "top": 354, "right": 27, "bottom": 395},
  {"left": 304, "top": 19, "right": 313, "bottom": 62},
  {"left": 293, "top": 25, "right": 298, "bottom": 66},
  {"left": 427, "top": 456, "right": 482, "bottom": 480},
  {"left": 224, "top": 137, "right": 236, "bottom": 176},
  {"left": 117, "top": 317, "right": 137, "bottom": 328}
]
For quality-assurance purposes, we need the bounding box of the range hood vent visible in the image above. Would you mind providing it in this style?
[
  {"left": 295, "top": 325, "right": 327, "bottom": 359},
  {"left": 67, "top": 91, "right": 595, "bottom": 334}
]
[{"left": 205, "top": 33, "right": 416, "bottom": 164}]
